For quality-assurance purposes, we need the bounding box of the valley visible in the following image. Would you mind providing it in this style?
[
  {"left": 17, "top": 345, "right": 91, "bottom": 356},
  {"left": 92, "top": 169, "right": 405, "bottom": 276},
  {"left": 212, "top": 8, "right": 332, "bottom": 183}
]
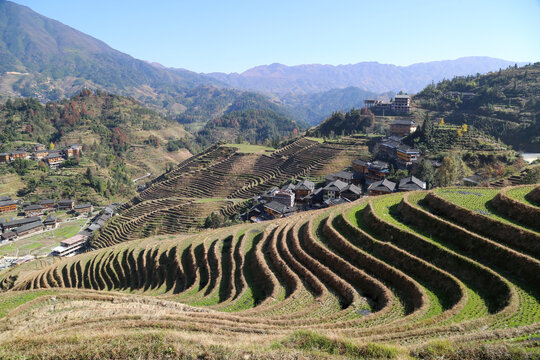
[{"left": 0, "top": 0, "right": 538, "bottom": 358}]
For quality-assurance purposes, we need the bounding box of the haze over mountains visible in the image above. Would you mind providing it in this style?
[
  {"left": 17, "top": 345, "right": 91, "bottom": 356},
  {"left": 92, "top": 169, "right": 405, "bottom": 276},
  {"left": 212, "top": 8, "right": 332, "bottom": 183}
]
[
  {"left": 0, "top": 0, "right": 530, "bottom": 127},
  {"left": 206, "top": 57, "right": 527, "bottom": 95}
]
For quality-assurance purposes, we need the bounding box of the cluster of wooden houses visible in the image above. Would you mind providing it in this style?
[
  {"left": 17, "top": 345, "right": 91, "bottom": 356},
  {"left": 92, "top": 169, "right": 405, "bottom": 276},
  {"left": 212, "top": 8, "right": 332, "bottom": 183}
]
[
  {"left": 0, "top": 214, "right": 59, "bottom": 242},
  {"left": 0, "top": 143, "right": 81, "bottom": 169},
  {"left": 51, "top": 203, "right": 119, "bottom": 257},
  {"left": 247, "top": 176, "right": 363, "bottom": 221},
  {"left": 0, "top": 196, "right": 93, "bottom": 217},
  {"left": 0, "top": 196, "right": 95, "bottom": 245}
]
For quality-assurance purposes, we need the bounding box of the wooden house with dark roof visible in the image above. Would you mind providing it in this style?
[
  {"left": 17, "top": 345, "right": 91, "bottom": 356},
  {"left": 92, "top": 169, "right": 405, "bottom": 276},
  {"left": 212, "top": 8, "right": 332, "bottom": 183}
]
[
  {"left": 0, "top": 153, "right": 9, "bottom": 163},
  {"left": 341, "top": 183, "right": 362, "bottom": 201},
  {"left": 263, "top": 201, "right": 298, "bottom": 219},
  {"left": 368, "top": 179, "right": 396, "bottom": 196},
  {"left": 24, "top": 204, "right": 44, "bottom": 217},
  {"left": 294, "top": 180, "right": 315, "bottom": 198},
  {"left": 323, "top": 180, "right": 348, "bottom": 200},
  {"left": 58, "top": 199, "right": 75, "bottom": 210},
  {"left": 396, "top": 144, "right": 420, "bottom": 167},
  {"left": 10, "top": 150, "right": 29, "bottom": 160},
  {"left": 0, "top": 200, "right": 17, "bottom": 213},
  {"left": 43, "top": 214, "right": 58, "bottom": 229},
  {"left": 39, "top": 199, "right": 56, "bottom": 210},
  {"left": 14, "top": 221, "right": 43, "bottom": 237},
  {"left": 74, "top": 203, "right": 93, "bottom": 213},
  {"left": 389, "top": 119, "right": 417, "bottom": 137},
  {"left": 0, "top": 231, "right": 16, "bottom": 242},
  {"left": 398, "top": 176, "right": 426, "bottom": 192},
  {"left": 0, "top": 216, "right": 41, "bottom": 231}
]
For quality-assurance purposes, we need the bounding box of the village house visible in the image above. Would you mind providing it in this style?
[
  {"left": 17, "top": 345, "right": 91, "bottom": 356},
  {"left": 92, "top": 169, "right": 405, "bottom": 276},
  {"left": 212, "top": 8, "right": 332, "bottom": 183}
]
[
  {"left": 63, "top": 144, "right": 81, "bottom": 157},
  {"left": 14, "top": 221, "right": 43, "bottom": 237},
  {"left": 51, "top": 233, "right": 88, "bottom": 257},
  {"left": 363, "top": 99, "right": 392, "bottom": 114},
  {"left": 39, "top": 199, "right": 56, "bottom": 210},
  {"left": 396, "top": 144, "right": 420, "bottom": 167},
  {"left": 23, "top": 205, "right": 44, "bottom": 217},
  {"left": 398, "top": 176, "right": 427, "bottom": 192},
  {"left": 379, "top": 137, "right": 402, "bottom": 158},
  {"left": 262, "top": 189, "right": 295, "bottom": 207},
  {"left": 58, "top": 199, "right": 75, "bottom": 210},
  {"left": 303, "top": 188, "right": 324, "bottom": 208},
  {"left": 323, "top": 197, "right": 350, "bottom": 207},
  {"left": 0, "top": 200, "right": 17, "bottom": 213},
  {"left": 0, "top": 153, "right": 9, "bottom": 163},
  {"left": 32, "top": 149, "right": 49, "bottom": 160},
  {"left": 44, "top": 151, "right": 64, "bottom": 169},
  {"left": 74, "top": 203, "right": 93, "bottom": 214},
  {"left": 341, "top": 183, "right": 362, "bottom": 201},
  {"left": 389, "top": 119, "right": 417, "bottom": 138},
  {"left": 368, "top": 179, "right": 397, "bottom": 196},
  {"left": 0, "top": 216, "right": 41, "bottom": 232},
  {"left": 43, "top": 214, "right": 58, "bottom": 230},
  {"left": 0, "top": 231, "right": 16, "bottom": 242},
  {"left": 352, "top": 160, "right": 390, "bottom": 183},
  {"left": 263, "top": 200, "right": 298, "bottom": 219},
  {"left": 33, "top": 144, "right": 46, "bottom": 152},
  {"left": 323, "top": 180, "right": 348, "bottom": 200},
  {"left": 10, "top": 150, "right": 29, "bottom": 161},
  {"left": 326, "top": 171, "right": 362, "bottom": 185},
  {"left": 364, "top": 95, "right": 411, "bottom": 115},
  {"left": 294, "top": 180, "right": 315, "bottom": 198}
]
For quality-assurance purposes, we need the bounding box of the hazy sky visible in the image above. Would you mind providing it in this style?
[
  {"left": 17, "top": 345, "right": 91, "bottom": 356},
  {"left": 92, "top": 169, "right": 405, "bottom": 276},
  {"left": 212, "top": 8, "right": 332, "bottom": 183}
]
[{"left": 13, "top": 0, "right": 540, "bottom": 73}]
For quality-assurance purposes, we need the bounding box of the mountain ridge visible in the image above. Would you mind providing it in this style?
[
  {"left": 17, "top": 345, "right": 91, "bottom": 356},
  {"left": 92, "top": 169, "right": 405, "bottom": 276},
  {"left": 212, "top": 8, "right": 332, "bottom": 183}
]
[{"left": 206, "top": 57, "right": 529, "bottom": 95}]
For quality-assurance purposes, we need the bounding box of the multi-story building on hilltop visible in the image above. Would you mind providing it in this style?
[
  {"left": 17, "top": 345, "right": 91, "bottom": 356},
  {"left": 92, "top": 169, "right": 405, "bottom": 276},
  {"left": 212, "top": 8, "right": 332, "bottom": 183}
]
[{"left": 392, "top": 94, "right": 411, "bottom": 113}]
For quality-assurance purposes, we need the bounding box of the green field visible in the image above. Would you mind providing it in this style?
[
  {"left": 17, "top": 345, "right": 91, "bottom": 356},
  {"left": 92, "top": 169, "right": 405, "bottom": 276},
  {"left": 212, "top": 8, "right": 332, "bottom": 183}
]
[
  {"left": 223, "top": 143, "right": 276, "bottom": 154},
  {"left": 0, "top": 218, "right": 88, "bottom": 257}
]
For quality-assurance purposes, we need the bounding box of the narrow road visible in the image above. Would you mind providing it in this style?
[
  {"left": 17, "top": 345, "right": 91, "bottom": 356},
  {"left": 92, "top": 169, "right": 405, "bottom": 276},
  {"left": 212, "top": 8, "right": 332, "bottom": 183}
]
[{"left": 133, "top": 172, "right": 151, "bottom": 183}]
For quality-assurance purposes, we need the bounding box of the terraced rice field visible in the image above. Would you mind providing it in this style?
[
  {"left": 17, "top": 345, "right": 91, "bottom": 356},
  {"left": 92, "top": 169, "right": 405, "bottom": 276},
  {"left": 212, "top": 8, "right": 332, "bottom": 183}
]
[
  {"left": 90, "top": 137, "right": 368, "bottom": 249},
  {"left": 0, "top": 184, "right": 538, "bottom": 358}
]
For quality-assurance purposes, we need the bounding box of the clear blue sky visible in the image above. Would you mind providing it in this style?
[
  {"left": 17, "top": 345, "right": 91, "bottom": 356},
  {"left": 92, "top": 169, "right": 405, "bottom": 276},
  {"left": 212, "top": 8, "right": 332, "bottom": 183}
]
[{"left": 13, "top": 0, "right": 540, "bottom": 73}]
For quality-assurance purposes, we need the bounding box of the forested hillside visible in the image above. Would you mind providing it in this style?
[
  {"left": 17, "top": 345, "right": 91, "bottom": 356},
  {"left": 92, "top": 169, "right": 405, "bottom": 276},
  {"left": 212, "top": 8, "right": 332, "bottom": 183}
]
[
  {"left": 196, "top": 93, "right": 304, "bottom": 145},
  {"left": 0, "top": 0, "right": 298, "bottom": 129},
  {"left": 414, "top": 63, "right": 540, "bottom": 151},
  {"left": 307, "top": 107, "right": 376, "bottom": 138},
  {"left": 0, "top": 90, "right": 192, "bottom": 203}
]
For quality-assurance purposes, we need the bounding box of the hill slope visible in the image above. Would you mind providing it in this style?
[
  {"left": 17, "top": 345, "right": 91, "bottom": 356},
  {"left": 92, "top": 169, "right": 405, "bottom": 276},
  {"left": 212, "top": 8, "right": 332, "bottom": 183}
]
[
  {"left": 207, "top": 57, "right": 526, "bottom": 95},
  {"left": 413, "top": 63, "right": 540, "bottom": 152},
  {"left": 0, "top": 0, "right": 300, "bottom": 129},
  {"left": 0, "top": 185, "right": 539, "bottom": 358},
  {"left": 0, "top": 90, "right": 192, "bottom": 204}
]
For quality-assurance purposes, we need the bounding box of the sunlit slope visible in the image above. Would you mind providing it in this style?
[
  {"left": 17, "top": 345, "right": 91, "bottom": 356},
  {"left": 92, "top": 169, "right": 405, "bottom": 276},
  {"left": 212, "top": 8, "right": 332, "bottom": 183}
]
[{"left": 0, "top": 184, "right": 538, "bottom": 358}]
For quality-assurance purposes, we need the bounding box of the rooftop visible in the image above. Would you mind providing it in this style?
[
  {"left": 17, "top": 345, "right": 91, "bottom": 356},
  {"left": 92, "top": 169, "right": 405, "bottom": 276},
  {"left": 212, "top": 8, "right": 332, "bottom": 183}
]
[
  {"left": 61, "top": 234, "right": 88, "bottom": 246},
  {"left": 0, "top": 200, "right": 17, "bottom": 207},
  {"left": 324, "top": 179, "right": 349, "bottom": 192},
  {"left": 398, "top": 176, "right": 426, "bottom": 190},
  {"left": 391, "top": 119, "right": 417, "bottom": 126},
  {"left": 14, "top": 221, "right": 43, "bottom": 233},
  {"left": 263, "top": 201, "right": 297, "bottom": 215},
  {"left": 24, "top": 205, "right": 43, "bottom": 211},
  {"left": 369, "top": 179, "right": 396, "bottom": 192}
]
